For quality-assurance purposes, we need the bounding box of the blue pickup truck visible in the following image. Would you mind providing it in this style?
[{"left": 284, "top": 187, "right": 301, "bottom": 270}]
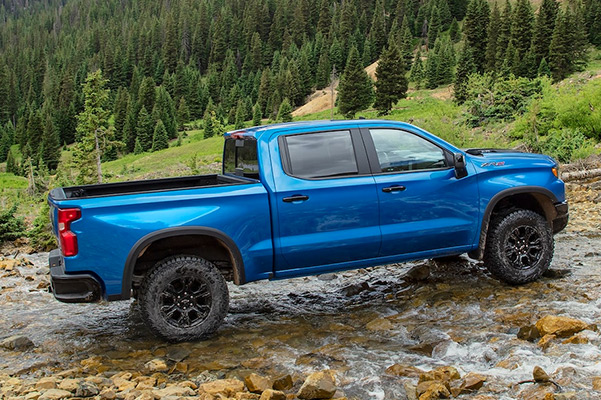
[{"left": 48, "top": 120, "right": 568, "bottom": 341}]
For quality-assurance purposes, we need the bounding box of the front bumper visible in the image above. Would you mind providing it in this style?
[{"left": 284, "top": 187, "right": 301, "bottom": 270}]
[
  {"left": 553, "top": 201, "right": 569, "bottom": 233},
  {"left": 49, "top": 249, "right": 102, "bottom": 303}
]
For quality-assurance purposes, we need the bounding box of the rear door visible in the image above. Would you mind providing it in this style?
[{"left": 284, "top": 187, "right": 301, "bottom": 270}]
[
  {"left": 271, "top": 128, "right": 381, "bottom": 272},
  {"left": 362, "top": 127, "right": 479, "bottom": 256}
]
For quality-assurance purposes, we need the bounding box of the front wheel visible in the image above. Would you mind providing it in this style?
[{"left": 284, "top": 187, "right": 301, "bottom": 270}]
[
  {"left": 484, "top": 209, "right": 553, "bottom": 285},
  {"left": 138, "top": 255, "right": 229, "bottom": 342}
]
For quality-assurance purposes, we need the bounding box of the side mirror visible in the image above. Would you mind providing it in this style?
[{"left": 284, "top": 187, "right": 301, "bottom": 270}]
[{"left": 454, "top": 153, "right": 468, "bottom": 179}]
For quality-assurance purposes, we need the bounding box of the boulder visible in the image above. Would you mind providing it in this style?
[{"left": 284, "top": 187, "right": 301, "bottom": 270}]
[
  {"left": 533, "top": 366, "right": 550, "bottom": 383},
  {"left": 35, "top": 377, "right": 57, "bottom": 391},
  {"left": 272, "top": 375, "right": 293, "bottom": 391},
  {"left": 538, "top": 334, "right": 556, "bottom": 350},
  {"left": 405, "top": 264, "right": 430, "bottom": 281},
  {"left": 236, "top": 393, "right": 261, "bottom": 400},
  {"left": 535, "top": 316, "right": 589, "bottom": 338},
  {"left": 418, "top": 366, "right": 460, "bottom": 383},
  {"left": 297, "top": 370, "right": 337, "bottom": 399},
  {"left": 366, "top": 318, "right": 393, "bottom": 331},
  {"left": 517, "top": 325, "right": 541, "bottom": 341},
  {"left": 199, "top": 379, "right": 245, "bottom": 397},
  {"left": 0, "top": 335, "right": 35, "bottom": 350},
  {"left": 451, "top": 372, "right": 486, "bottom": 396},
  {"left": 592, "top": 376, "right": 601, "bottom": 391},
  {"left": 418, "top": 382, "right": 451, "bottom": 400},
  {"left": 259, "top": 389, "right": 286, "bottom": 400},
  {"left": 75, "top": 381, "right": 99, "bottom": 397},
  {"left": 385, "top": 364, "right": 425, "bottom": 378},
  {"left": 99, "top": 388, "right": 117, "bottom": 400},
  {"left": 245, "top": 373, "right": 271, "bottom": 393},
  {"left": 152, "top": 385, "right": 196, "bottom": 398},
  {"left": 562, "top": 334, "right": 589, "bottom": 344}
]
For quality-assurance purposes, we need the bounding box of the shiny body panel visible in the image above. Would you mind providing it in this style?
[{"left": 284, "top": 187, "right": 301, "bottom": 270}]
[{"left": 48, "top": 120, "right": 566, "bottom": 300}]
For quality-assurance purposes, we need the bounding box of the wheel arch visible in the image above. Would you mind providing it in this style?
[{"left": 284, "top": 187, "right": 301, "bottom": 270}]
[
  {"left": 114, "top": 227, "right": 245, "bottom": 300},
  {"left": 470, "top": 186, "right": 558, "bottom": 260}
]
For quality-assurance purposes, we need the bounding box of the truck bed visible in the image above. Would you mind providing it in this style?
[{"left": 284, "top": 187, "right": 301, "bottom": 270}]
[{"left": 49, "top": 174, "right": 253, "bottom": 200}]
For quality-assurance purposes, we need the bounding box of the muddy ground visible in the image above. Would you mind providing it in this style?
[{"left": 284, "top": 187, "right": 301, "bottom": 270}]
[{"left": 1, "top": 179, "right": 601, "bottom": 400}]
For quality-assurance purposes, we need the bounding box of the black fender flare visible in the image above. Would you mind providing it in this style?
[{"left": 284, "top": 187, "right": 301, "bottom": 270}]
[
  {"left": 471, "top": 186, "right": 558, "bottom": 260},
  {"left": 114, "top": 227, "right": 245, "bottom": 300}
]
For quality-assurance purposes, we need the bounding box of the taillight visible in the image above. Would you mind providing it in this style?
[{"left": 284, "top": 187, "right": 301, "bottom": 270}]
[{"left": 58, "top": 208, "right": 81, "bottom": 257}]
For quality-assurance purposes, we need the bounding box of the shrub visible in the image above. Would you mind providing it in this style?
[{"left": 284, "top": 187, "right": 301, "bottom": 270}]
[
  {"left": 0, "top": 204, "right": 26, "bottom": 243},
  {"left": 28, "top": 200, "right": 56, "bottom": 252}
]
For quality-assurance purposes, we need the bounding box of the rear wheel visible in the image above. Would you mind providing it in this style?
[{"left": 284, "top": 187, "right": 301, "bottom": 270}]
[
  {"left": 138, "top": 255, "right": 229, "bottom": 342},
  {"left": 484, "top": 209, "right": 553, "bottom": 285}
]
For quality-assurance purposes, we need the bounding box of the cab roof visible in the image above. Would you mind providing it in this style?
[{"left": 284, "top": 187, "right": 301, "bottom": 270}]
[{"left": 224, "top": 119, "right": 420, "bottom": 141}]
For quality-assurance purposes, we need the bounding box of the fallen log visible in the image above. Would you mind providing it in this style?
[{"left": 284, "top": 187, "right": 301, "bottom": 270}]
[{"left": 562, "top": 168, "right": 601, "bottom": 182}]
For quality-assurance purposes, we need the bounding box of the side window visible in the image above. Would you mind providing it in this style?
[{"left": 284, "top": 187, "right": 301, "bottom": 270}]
[
  {"left": 370, "top": 128, "right": 448, "bottom": 173},
  {"left": 284, "top": 131, "right": 359, "bottom": 179}
]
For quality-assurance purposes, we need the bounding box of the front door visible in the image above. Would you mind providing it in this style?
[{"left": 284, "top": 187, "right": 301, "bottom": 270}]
[{"left": 272, "top": 128, "right": 381, "bottom": 272}]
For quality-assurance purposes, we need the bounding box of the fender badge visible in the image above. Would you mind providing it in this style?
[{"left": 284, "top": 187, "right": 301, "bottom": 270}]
[{"left": 481, "top": 161, "right": 505, "bottom": 167}]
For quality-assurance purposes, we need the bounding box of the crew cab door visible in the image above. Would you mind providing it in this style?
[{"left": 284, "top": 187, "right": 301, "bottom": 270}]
[
  {"left": 270, "top": 128, "right": 380, "bottom": 272},
  {"left": 361, "top": 127, "right": 479, "bottom": 256}
]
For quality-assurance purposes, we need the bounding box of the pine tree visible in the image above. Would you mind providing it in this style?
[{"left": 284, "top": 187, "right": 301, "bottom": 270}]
[
  {"left": 235, "top": 101, "right": 246, "bottom": 129},
  {"left": 177, "top": 97, "right": 190, "bottom": 131},
  {"left": 113, "top": 87, "right": 129, "bottom": 141},
  {"left": 585, "top": 0, "right": 601, "bottom": 47},
  {"left": 496, "top": 0, "right": 513, "bottom": 69},
  {"left": 454, "top": 46, "right": 476, "bottom": 104},
  {"left": 410, "top": 49, "right": 425, "bottom": 89},
  {"left": 548, "top": 10, "right": 571, "bottom": 81},
  {"left": 203, "top": 111, "right": 215, "bottom": 138},
  {"left": 532, "top": 0, "right": 559, "bottom": 66},
  {"left": 152, "top": 120, "right": 169, "bottom": 151},
  {"left": 137, "top": 76, "right": 156, "bottom": 116},
  {"left": 73, "top": 70, "right": 113, "bottom": 184},
  {"left": 537, "top": 58, "right": 552, "bottom": 77},
  {"left": 338, "top": 47, "right": 374, "bottom": 118},
  {"left": 425, "top": 51, "right": 440, "bottom": 89},
  {"left": 253, "top": 103, "right": 262, "bottom": 126},
  {"left": 484, "top": 2, "right": 501, "bottom": 72},
  {"left": 41, "top": 114, "right": 60, "bottom": 171},
  {"left": 0, "top": 128, "right": 10, "bottom": 162},
  {"left": 449, "top": 18, "right": 461, "bottom": 42},
  {"left": 464, "top": 0, "right": 490, "bottom": 72},
  {"left": 510, "top": 0, "right": 535, "bottom": 77},
  {"left": 6, "top": 150, "right": 18, "bottom": 174},
  {"left": 277, "top": 98, "right": 293, "bottom": 122},
  {"left": 153, "top": 86, "right": 177, "bottom": 139},
  {"left": 370, "top": 0, "right": 388, "bottom": 57},
  {"left": 133, "top": 138, "right": 143, "bottom": 155},
  {"left": 316, "top": 51, "right": 332, "bottom": 89},
  {"left": 374, "top": 43, "right": 408, "bottom": 115},
  {"left": 136, "top": 106, "right": 154, "bottom": 152},
  {"left": 428, "top": 7, "right": 442, "bottom": 48}
]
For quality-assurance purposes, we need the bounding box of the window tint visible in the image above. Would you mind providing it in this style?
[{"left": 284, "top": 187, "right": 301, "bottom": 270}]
[
  {"left": 285, "top": 131, "right": 358, "bottom": 179},
  {"left": 370, "top": 129, "right": 447, "bottom": 173},
  {"left": 223, "top": 137, "right": 260, "bottom": 179}
]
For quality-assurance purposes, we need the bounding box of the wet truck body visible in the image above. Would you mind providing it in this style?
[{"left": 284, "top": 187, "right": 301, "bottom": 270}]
[{"left": 48, "top": 120, "right": 568, "bottom": 341}]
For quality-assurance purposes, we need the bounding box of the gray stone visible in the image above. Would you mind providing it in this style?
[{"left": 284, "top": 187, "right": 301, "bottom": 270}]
[{"left": 0, "top": 335, "right": 35, "bottom": 350}]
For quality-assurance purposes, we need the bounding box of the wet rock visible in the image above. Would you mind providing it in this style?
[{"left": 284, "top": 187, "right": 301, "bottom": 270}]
[
  {"left": 317, "top": 273, "right": 337, "bottom": 281},
  {"left": 199, "top": 379, "right": 245, "bottom": 397},
  {"left": 533, "top": 366, "right": 551, "bottom": 383},
  {"left": 451, "top": 372, "right": 486, "bottom": 396},
  {"left": 417, "top": 382, "right": 451, "bottom": 400},
  {"left": 592, "top": 376, "right": 601, "bottom": 390},
  {"left": 58, "top": 379, "right": 80, "bottom": 392},
  {"left": 385, "top": 364, "right": 425, "bottom": 378},
  {"left": 259, "top": 389, "right": 286, "bottom": 400},
  {"left": 405, "top": 264, "right": 430, "bottom": 281},
  {"left": 152, "top": 385, "right": 196, "bottom": 397},
  {"left": 241, "top": 357, "right": 270, "bottom": 369},
  {"left": 38, "top": 389, "right": 73, "bottom": 400},
  {"left": 144, "top": 358, "right": 168, "bottom": 372},
  {"left": 245, "top": 373, "right": 271, "bottom": 393},
  {"left": 535, "top": 315, "right": 589, "bottom": 338},
  {"left": 297, "top": 370, "right": 337, "bottom": 399},
  {"left": 341, "top": 282, "right": 369, "bottom": 297},
  {"left": 0, "top": 258, "right": 19, "bottom": 270},
  {"left": 272, "top": 375, "right": 293, "bottom": 391},
  {"left": 418, "top": 366, "right": 460, "bottom": 383},
  {"left": 517, "top": 325, "right": 541, "bottom": 341},
  {"left": 408, "top": 343, "right": 434, "bottom": 356},
  {"left": 537, "top": 334, "right": 557, "bottom": 350},
  {"left": 562, "top": 333, "right": 589, "bottom": 344},
  {"left": 0, "top": 335, "right": 35, "bottom": 350},
  {"left": 165, "top": 346, "right": 191, "bottom": 362},
  {"left": 76, "top": 381, "right": 99, "bottom": 397},
  {"left": 236, "top": 393, "right": 261, "bottom": 400},
  {"left": 134, "top": 377, "right": 157, "bottom": 390},
  {"left": 543, "top": 269, "right": 572, "bottom": 279},
  {"left": 35, "top": 377, "right": 57, "bottom": 390},
  {"left": 366, "top": 317, "right": 393, "bottom": 331},
  {"left": 554, "top": 393, "right": 578, "bottom": 400}
]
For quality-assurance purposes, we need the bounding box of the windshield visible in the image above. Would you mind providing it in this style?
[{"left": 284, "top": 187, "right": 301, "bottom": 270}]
[{"left": 223, "top": 137, "right": 260, "bottom": 179}]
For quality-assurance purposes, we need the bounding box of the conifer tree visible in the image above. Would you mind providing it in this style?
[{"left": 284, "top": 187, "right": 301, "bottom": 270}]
[
  {"left": 277, "top": 98, "right": 293, "bottom": 122},
  {"left": 370, "top": 0, "right": 388, "bottom": 56},
  {"left": 137, "top": 76, "right": 156, "bottom": 116},
  {"left": 410, "top": 49, "right": 425, "bottom": 89},
  {"left": 449, "top": 18, "right": 461, "bottom": 42},
  {"left": 41, "top": 114, "right": 60, "bottom": 171},
  {"left": 510, "top": 0, "right": 535, "bottom": 76},
  {"left": 26, "top": 109, "right": 43, "bottom": 159},
  {"left": 0, "top": 129, "right": 10, "bottom": 162},
  {"left": 253, "top": 103, "right": 262, "bottom": 126},
  {"left": 484, "top": 2, "right": 501, "bottom": 72},
  {"left": 537, "top": 58, "right": 552, "bottom": 77},
  {"left": 454, "top": 46, "right": 476, "bottom": 104},
  {"left": 585, "top": 0, "right": 601, "bottom": 46},
  {"left": 548, "top": 10, "right": 571, "bottom": 81},
  {"left": 428, "top": 7, "right": 442, "bottom": 48},
  {"left": 425, "top": 51, "right": 440, "bottom": 89},
  {"left": 177, "top": 97, "right": 190, "bottom": 131},
  {"left": 134, "top": 138, "right": 143, "bottom": 155},
  {"left": 496, "top": 0, "right": 513, "bottom": 69},
  {"left": 235, "top": 101, "right": 246, "bottom": 129},
  {"left": 153, "top": 86, "right": 177, "bottom": 139},
  {"left": 338, "top": 47, "right": 374, "bottom": 118},
  {"left": 113, "top": 87, "right": 129, "bottom": 141},
  {"left": 136, "top": 106, "right": 154, "bottom": 152},
  {"left": 73, "top": 70, "right": 113, "bottom": 184},
  {"left": 464, "top": 0, "right": 490, "bottom": 72},
  {"left": 374, "top": 43, "right": 408, "bottom": 115},
  {"left": 316, "top": 51, "right": 332, "bottom": 89},
  {"left": 152, "top": 120, "right": 169, "bottom": 151},
  {"left": 532, "top": 0, "right": 559, "bottom": 66},
  {"left": 203, "top": 111, "right": 215, "bottom": 138},
  {"left": 123, "top": 103, "right": 137, "bottom": 153},
  {"left": 6, "top": 150, "right": 18, "bottom": 174}
]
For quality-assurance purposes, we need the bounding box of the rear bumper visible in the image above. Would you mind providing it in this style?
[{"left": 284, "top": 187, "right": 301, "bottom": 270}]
[
  {"left": 553, "top": 201, "right": 569, "bottom": 233},
  {"left": 49, "top": 249, "right": 102, "bottom": 303}
]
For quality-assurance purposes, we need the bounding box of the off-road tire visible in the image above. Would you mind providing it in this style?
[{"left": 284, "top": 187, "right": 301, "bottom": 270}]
[
  {"left": 484, "top": 209, "right": 553, "bottom": 285},
  {"left": 138, "top": 255, "right": 229, "bottom": 342}
]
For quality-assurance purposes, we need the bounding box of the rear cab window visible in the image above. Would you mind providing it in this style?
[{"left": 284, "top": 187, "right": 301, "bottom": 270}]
[
  {"left": 280, "top": 130, "right": 360, "bottom": 179},
  {"left": 223, "top": 137, "right": 260, "bottom": 179}
]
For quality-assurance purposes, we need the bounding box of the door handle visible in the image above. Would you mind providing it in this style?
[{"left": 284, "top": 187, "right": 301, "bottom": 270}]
[
  {"left": 382, "top": 185, "right": 406, "bottom": 193},
  {"left": 283, "top": 195, "right": 309, "bottom": 202}
]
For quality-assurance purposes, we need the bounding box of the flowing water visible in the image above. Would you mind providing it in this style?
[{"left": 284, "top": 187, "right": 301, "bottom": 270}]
[{"left": 1, "top": 181, "right": 601, "bottom": 399}]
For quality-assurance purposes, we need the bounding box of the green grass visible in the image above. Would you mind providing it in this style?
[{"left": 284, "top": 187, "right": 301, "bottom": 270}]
[{"left": 0, "top": 173, "right": 27, "bottom": 189}]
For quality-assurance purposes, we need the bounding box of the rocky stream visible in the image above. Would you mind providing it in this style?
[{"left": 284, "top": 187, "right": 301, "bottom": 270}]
[{"left": 1, "top": 178, "right": 601, "bottom": 400}]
